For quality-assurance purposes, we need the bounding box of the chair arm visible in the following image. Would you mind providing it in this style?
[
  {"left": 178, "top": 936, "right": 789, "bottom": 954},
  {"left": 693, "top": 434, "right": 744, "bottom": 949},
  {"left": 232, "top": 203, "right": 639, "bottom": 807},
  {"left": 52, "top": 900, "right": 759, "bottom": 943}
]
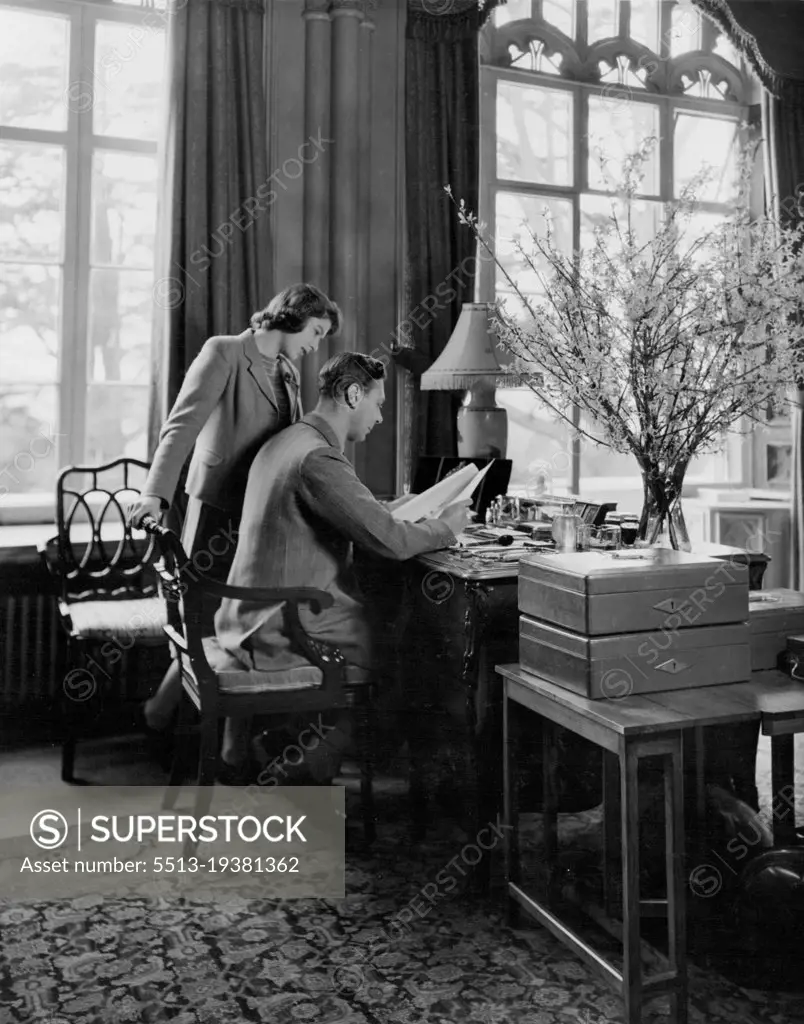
[{"left": 191, "top": 577, "right": 334, "bottom": 613}]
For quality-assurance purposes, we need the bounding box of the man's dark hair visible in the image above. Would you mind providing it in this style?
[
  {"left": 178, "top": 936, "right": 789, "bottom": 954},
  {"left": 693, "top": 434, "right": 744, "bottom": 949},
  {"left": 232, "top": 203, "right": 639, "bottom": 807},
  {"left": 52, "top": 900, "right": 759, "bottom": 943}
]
[
  {"left": 318, "top": 352, "right": 386, "bottom": 400},
  {"left": 250, "top": 283, "right": 341, "bottom": 336}
]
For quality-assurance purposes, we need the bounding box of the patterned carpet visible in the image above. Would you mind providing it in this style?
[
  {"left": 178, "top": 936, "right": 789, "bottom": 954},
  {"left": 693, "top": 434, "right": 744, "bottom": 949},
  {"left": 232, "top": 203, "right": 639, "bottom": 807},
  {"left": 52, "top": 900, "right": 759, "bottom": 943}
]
[{"left": 1, "top": 734, "right": 804, "bottom": 1024}]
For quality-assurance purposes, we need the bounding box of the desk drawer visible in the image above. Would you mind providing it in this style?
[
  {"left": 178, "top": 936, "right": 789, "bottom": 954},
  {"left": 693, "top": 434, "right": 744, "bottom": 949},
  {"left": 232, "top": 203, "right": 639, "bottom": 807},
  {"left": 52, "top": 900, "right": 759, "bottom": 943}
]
[{"left": 519, "top": 615, "right": 750, "bottom": 699}]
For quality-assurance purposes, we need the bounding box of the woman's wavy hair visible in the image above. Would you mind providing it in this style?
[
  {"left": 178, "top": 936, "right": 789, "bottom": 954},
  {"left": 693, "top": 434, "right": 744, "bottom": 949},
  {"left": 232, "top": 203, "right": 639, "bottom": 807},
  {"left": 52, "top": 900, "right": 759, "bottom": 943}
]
[{"left": 250, "top": 283, "right": 341, "bottom": 336}]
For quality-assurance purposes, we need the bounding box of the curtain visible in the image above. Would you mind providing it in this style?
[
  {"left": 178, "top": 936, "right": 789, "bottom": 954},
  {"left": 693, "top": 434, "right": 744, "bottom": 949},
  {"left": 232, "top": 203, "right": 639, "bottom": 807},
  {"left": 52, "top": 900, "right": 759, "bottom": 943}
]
[
  {"left": 148, "top": 0, "right": 271, "bottom": 457},
  {"left": 400, "top": 2, "right": 496, "bottom": 463},
  {"left": 763, "top": 93, "right": 804, "bottom": 588}
]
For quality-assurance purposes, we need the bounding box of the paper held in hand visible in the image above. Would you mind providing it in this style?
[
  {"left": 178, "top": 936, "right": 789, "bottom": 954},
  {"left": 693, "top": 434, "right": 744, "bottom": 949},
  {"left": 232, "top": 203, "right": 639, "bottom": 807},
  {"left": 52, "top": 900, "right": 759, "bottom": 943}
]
[{"left": 391, "top": 462, "right": 494, "bottom": 523}]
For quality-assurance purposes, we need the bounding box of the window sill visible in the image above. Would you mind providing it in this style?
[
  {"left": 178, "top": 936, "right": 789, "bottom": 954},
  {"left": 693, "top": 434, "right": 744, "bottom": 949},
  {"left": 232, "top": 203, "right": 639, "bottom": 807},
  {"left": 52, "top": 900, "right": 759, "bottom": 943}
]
[
  {"left": 0, "top": 523, "right": 57, "bottom": 568},
  {"left": 0, "top": 494, "right": 56, "bottom": 527}
]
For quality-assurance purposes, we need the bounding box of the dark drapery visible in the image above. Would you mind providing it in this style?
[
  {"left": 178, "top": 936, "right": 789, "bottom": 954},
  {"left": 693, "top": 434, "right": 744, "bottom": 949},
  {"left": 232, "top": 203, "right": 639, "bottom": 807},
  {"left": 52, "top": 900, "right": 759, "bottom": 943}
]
[
  {"left": 763, "top": 91, "right": 804, "bottom": 587},
  {"left": 148, "top": 0, "right": 271, "bottom": 455},
  {"left": 401, "top": 3, "right": 493, "bottom": 460},
  {"left": 695, "top": 1, "right": 804, "bottom": 587}
]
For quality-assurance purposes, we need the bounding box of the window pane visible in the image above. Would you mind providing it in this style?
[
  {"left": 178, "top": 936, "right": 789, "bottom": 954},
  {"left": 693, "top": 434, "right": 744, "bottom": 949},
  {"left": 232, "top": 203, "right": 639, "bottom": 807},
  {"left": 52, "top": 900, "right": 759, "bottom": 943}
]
[
  {"left": 669, "top": 3, "right": 701, "bottom": 56},
  {"left": 495, "top": 192, "right": 574, "bottom": 296},
  {"left": 674, "top": 112, "right": 739, "bottom": 202},
  {"left": 493, "top": 0, "right": 531, "bottom": 25},
  {"left": 88, "top": 269, "right": 153, "bottom": 384},
  {"left": 0, "top": 10, "right": 69, "bottom": 131},
  {"left": 0, "top": 143, "right": 65, "bottom": 260},
  {"left": 497, "top": 81, "right": 573, "bottom": 185},
  {"left": 498, "top": 393, "right": 573, "bottom": 494},
  {"left": 0, "top": 264, "right": 60, "bottom": 382},
  {"left": 543, "top": 0, "right": 574, "bottom": 36},
  {"left": 93, "top": 20, "right": 166, "bottom": 141},
  {"left": 91, "top": 151, "right": 158, "bottom": 268},
  {"left": 0, "top": 385, "right": 59, "bottom": 496},
  {"left": 85, "top": 384, "right": 149, "bottom": 465},
  {"left": 628, "top": 0, "right": 660, "bottom": 52},
  {"left": 580, "top": 193, "right": 663, "bottom": 253},
  {"left": 587, "top": 0, "right": 618, "bottom": 42},
  {"left": 588, "top": 96, "right": 660, "bottom": 194}
]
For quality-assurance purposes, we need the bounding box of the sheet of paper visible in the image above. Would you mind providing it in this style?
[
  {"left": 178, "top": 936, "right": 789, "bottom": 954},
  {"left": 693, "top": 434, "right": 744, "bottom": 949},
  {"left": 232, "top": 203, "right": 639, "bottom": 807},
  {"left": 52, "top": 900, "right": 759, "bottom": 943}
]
[
  {"left": 446, "top": 460, "right": 494, "bottom": 507},
  {"left": 391, "top": 461, "right": 494, "bottom": 523}
]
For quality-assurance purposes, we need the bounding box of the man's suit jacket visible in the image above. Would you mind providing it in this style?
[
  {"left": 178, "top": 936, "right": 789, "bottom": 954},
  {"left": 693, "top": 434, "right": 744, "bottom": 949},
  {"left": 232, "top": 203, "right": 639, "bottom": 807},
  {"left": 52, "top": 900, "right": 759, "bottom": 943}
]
[
  {"left": 144, "top": 329, "right": 301, "bottom": 513},
  {"left": 214, "top": 413, "right": 456, "bottom": 688}
]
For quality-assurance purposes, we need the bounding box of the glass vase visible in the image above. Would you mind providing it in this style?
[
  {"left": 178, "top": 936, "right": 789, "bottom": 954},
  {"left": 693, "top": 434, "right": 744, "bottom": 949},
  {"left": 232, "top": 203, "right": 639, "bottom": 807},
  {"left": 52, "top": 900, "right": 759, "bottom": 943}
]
[{"left": 638, "top": 463, "right": 692, "bottom": 553}]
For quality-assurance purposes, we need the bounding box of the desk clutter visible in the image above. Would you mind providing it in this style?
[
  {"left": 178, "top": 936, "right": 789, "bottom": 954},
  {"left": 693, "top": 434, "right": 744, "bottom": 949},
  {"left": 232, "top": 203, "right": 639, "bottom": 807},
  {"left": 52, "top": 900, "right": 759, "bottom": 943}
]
[{"left": 517, "top": 548, "right": 753, "bottom": 699}]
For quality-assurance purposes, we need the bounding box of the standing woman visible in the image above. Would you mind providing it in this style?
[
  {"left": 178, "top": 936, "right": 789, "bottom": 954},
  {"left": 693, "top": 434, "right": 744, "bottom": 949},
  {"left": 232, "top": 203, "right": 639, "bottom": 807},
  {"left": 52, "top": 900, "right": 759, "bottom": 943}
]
[{"left": 129, "top": 284, "right": 341, "bottom": 763}]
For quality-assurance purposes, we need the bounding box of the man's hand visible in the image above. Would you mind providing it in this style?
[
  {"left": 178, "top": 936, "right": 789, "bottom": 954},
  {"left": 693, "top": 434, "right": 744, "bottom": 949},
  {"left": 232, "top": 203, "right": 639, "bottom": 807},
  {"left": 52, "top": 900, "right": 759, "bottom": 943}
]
[
  {"left": 127, "top": 494, "right": 163, "bottom": 527},
  {"left": 437, "top": 500, "right": 472, "bottom": 537}
]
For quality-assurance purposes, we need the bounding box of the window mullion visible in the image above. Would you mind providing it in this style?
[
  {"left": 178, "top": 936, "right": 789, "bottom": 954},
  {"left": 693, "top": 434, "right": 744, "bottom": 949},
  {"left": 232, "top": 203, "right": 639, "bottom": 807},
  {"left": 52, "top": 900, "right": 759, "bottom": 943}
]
[
  {"left": 58, "top": 3, "right": 86, "bottom": 469},
  {"left": 479, "top": 67, "right": 497, "bottom": 303},
  {"left": 618, "top": 0, "right": 628, "bottom": 40},
  {"left": 570, "top": 84, "right": 586, "bottom": 496},
  {"left": 661, "top": 96, "right": 673, "bottom": 203},
  {"left": 69, "top": 6, "right": 97, "bottom": 467}
]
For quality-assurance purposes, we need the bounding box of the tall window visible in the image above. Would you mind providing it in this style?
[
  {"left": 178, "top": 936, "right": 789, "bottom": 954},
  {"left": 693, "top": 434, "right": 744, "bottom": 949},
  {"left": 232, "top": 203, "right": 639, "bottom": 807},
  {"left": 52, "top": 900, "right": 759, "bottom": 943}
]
[
  {"left": 0, "top": 0, "right": 166, "bottom": 520},
  {"left": 480, "top": 0, "right": 754, "bottom": 509}
]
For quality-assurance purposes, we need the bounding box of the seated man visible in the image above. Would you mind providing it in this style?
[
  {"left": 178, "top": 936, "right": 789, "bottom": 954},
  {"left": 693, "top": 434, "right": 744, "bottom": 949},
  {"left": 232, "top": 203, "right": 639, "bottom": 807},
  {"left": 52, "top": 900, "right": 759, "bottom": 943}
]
[{"left": 214, "top": 352, "right": 470, "bottom": 781}]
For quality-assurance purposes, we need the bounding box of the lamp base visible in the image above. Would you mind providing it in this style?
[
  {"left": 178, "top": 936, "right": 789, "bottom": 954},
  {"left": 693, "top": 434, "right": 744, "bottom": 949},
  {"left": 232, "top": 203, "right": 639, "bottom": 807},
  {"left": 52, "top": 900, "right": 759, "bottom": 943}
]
[{"left": 457, "top": 382, "right": 507, "bottom": 459}]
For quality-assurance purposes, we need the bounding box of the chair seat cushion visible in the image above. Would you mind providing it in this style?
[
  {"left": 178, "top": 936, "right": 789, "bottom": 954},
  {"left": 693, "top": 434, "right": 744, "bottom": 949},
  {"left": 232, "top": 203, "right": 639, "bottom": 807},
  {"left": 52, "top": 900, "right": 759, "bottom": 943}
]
[
  {"left": 65, "top": 597, "right": 166, "bottom": 640},
  {"left": 202, "top": 637, "right": 370, "bottom": 693}
]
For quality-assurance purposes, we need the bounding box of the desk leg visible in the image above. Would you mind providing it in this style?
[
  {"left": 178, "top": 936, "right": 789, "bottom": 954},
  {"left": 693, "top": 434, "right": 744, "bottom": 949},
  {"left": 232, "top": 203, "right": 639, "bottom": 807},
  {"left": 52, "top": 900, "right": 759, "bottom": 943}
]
[
  {"left": 771, "top": 733, "right": 796, "bottom": 846},
  {"left": 543, "top": 718, "right": 559, "bottom": 902},
  {"left": 503, "top": 686, "right": 520, "bottom": 926},
  {"left": 621, "top": 744, "right": 642, "bottom": 1024},
  {"left": 462, "top": 581, "right": 494, "bottom": 893},
  {"left": 602, "top": 750, "right": 621, "bottom": 917},
  {"left": 665, "top": 736, "right": 687, "bottom": 1024}
]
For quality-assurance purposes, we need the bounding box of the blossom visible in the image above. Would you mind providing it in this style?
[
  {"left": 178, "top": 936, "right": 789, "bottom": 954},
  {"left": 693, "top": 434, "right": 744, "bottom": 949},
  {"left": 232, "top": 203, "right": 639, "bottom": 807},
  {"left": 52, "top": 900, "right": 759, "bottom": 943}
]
[{"left": 448, "top": 146, "right": 804, "bottom": 481}]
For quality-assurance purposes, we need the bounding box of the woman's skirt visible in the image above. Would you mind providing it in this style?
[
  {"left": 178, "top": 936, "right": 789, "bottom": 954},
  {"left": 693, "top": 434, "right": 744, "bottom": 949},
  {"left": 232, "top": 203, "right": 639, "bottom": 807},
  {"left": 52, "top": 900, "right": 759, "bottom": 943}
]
[{"left": 180, "top": 497, "right": 242, "bottom": 635}]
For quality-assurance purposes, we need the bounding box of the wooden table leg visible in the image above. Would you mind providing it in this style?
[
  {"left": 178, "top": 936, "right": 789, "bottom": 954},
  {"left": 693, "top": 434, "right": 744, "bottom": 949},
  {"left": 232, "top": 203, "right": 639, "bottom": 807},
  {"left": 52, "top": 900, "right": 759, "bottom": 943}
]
[
  {"left": 602, "top": 749, "right": 620, "bottom": 917},
  {"left": 621, "top": 742, "right": 642, "bottom": 1024},
  {"left": 503, "top": 684, "right": 520, "bottom": 926},
  {"left": 665, "top": 735, "right": 687, "bottom": 1024},
  {"left": 543, "top": 718, "right": 559, "bottom": 903},
  {"left": 771, "top": 733, "right": 796, "bottom": 845}
]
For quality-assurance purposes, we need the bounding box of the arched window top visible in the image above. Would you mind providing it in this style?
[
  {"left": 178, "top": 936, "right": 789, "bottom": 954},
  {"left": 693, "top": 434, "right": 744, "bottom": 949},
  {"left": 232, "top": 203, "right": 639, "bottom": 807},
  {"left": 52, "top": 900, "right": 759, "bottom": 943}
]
[{"left": 485, "top": 1, "right": 750, "bottom": 104}]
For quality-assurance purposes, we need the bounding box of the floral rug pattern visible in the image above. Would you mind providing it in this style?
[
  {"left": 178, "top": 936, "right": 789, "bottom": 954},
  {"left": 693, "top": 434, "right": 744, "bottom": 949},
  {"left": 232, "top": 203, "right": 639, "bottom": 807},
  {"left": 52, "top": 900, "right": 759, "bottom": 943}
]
[{"left": 2, "top": 781, "right": 804, "bottom": 1024}]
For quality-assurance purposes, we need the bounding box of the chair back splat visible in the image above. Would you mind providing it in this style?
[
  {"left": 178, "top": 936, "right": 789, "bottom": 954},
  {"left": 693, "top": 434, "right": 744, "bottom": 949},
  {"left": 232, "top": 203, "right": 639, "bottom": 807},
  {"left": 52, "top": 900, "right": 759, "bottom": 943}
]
[{"left": 55, "top": 458, "right": 157, "bottom": 603}]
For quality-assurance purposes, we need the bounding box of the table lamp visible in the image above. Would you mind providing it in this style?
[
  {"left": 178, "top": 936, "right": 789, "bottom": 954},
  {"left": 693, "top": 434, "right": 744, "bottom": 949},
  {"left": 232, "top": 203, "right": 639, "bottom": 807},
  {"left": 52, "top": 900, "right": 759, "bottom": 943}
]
[{"left": 420, "top": 302, "right": 517, "bottom": 459}]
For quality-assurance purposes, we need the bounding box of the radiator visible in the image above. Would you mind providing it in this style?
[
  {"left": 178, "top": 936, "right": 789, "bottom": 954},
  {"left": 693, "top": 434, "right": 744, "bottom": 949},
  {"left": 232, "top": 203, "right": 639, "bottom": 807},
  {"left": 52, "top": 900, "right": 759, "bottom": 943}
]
[{"left": 0, "top": 593, "right": 63, "bottom": 705}]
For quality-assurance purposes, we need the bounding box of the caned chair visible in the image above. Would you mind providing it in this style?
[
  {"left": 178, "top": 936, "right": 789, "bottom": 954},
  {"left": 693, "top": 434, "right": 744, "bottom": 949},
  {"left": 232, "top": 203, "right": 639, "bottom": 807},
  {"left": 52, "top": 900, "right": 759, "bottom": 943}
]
[
  {"left": 140, "top": 516, "right": 377, "bottom": 847},
  {"left": 38, "top": 459, "right": 169, "bottom": 782}
]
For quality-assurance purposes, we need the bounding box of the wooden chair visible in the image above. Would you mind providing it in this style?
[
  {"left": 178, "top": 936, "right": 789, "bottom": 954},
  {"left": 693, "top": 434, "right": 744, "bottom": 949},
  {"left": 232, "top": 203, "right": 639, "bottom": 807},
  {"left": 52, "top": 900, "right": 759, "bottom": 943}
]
[
  {"left": 38, "top": 459, "right": 168, "bottom": 782},
  {"left": 140, "top": 516, "right": 377, "bottom": 847}
]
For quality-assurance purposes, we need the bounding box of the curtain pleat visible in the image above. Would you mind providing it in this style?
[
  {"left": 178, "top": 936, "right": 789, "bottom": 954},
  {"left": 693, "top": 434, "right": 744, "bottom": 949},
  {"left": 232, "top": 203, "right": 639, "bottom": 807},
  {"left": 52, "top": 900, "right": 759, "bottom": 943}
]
[
  {"left": 403, "top": 8, "right": 482, "bottom": 460},
  {"left": 762, "top": 91, "right": 804, "bottom": 588},
  {"left": 148, "top": 0, "right": 270, "bottom": 459}
]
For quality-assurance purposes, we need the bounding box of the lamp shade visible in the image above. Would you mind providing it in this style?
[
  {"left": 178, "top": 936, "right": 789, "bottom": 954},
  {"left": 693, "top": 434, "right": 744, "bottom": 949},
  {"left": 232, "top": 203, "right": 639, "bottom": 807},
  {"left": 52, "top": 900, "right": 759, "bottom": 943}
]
[{"left": 420, "top": 303, "right": 518, "bottom": 390}]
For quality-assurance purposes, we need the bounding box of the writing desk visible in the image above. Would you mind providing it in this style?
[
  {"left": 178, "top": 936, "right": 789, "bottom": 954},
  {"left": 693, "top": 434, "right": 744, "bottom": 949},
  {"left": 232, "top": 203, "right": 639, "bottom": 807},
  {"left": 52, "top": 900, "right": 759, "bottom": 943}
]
[
  {"left": 405, "top": 543, "right": 769, "bottom": 873},
  {"left": 496, "top": 664, "right": 804, "bottom": 1024}
]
